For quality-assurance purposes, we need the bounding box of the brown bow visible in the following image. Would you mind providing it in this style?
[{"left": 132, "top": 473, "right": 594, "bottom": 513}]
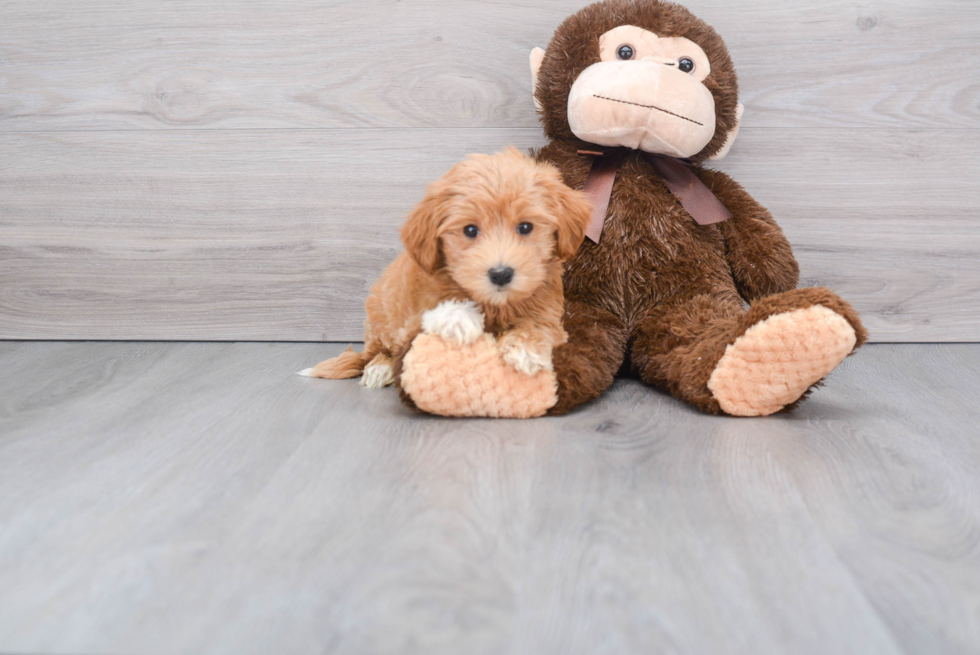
[{"left": 578, "top": 149, "right": 733, "bottom": 243}]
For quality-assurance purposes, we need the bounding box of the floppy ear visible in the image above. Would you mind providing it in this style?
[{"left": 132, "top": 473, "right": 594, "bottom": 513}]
[
  {"left": 401, "top": 180, "right": 450, "bottom": 274},
  {"left": 546, "top": 177, "right": 592, "bottom": 262}
]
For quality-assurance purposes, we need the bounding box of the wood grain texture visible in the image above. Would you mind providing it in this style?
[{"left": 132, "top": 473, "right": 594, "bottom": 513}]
[
  {"left": 1, "top": 0, "right": 977, "bottom": 131},
  {"left": 0, "top": 341, "right": 978, "bottom": 654},
  {"left": 1, "top": 0, "right": 978, "bottom": 342},
  {"left": 2, "top": 128, "right": 978, "bottom": 342}
]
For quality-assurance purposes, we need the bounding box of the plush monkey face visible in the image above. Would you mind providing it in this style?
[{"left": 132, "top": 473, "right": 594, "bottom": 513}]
[
  {"left": 530, "top": 0, "right": 743, "bottom": 162},
  {"left": 567, "top": 25, "right": 717, "bottom": 157}
]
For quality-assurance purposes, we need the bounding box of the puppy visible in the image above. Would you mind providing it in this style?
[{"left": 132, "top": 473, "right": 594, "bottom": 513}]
[{"left": 298, "top": 146, "right": 592, "bottom": 388}]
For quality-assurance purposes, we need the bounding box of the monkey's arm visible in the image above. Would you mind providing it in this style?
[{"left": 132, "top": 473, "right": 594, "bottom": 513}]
[{"left": 696, "top": 168, "right": 800, "bottom": 301}]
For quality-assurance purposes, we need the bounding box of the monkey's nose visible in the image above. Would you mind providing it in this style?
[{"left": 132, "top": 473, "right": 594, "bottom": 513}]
[{"left": 488, "top": 266, "right": 514, "bottom": 287}]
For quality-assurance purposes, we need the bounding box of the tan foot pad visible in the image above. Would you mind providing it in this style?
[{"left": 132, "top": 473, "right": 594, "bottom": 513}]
[
  {"left": 401, "top": 333, "right": 558, "bottom": 419},
  {"left": 707, "top": 305, "right": 857, "bottom": 417}
]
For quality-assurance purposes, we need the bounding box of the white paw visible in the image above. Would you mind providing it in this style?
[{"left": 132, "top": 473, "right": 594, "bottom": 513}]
[
  {"left": 360, "top": 363, "right": 394, "bottom": 388},
  {"left": 501, "top": 342, "right": 552, "bottom": 376},
  {"left": 421, "top": 300, "right": 485, "bottom": 346},
  {"left": 296, "top": 368, "right": 315, "bottom": 377}
]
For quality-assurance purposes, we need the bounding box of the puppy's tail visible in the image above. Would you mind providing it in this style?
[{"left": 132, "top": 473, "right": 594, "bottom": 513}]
[{"left": 297, "top": 346, "right": 371, "bottom": 379}]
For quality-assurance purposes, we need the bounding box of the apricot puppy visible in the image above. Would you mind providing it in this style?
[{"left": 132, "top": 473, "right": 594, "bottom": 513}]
[{"left": 299, "top": 147, "right": 592, "bottom": 389}]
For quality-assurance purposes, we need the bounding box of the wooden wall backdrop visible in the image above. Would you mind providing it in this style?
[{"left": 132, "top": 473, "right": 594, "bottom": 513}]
[{"left": 1, "top": 0, "right": 977, "bottom": 342}]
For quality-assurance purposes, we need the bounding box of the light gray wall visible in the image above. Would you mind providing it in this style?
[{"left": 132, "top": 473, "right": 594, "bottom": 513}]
[{"left": 1, "top": 0, "right": 977, "bottom": 341}]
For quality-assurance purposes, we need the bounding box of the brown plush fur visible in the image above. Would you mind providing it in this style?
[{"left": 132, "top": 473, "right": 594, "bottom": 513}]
[
  {"left": 530, "top": 0, "right": 867, "bottom": 415},
  {"left": 304, "top": 147, "right": 592, "bottom": 387},
  {"left": 535, "top": 0, "right": 739, "bottom": 163}
]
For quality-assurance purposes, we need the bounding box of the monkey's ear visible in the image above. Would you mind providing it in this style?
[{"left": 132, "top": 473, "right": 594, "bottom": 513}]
[
  {"left": 530, "top": 47, "right": 545, "bottom": 111},
  {"left": 401, "top": 182, "right": 449, "bottom": 274},
  {"left": 708, "top": 102, "right": 744, "bottom": 161}
]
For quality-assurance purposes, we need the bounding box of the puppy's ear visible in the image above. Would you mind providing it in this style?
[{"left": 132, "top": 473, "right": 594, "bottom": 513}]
[
  {"left": 401, "top": 179, "right": 451, "bottom": 274},
  {"left": 545, "top": 175, "right": 592, "bottom": 261}
]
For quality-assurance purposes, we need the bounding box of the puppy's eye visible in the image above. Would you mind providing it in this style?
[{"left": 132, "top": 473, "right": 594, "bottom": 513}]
[
  {"left": 517, "top": 222, "right": 534, "bottom": 235},
  {"left": 617, "top": 44, "right": 635, "bottom": 61},
  {"left": 678, "top": 57, "right": 695, "bottom": 73},
  {"left": 463, "top": 225, "right": 479, "bottom": 238}
]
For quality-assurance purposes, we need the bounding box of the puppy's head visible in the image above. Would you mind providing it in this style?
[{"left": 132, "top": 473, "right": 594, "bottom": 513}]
[{"left": 401, "top": 146, "right": 591, "bottom": 305}]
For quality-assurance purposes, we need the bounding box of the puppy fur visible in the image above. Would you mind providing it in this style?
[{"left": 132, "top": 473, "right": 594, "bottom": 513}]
[{"left": 300, "top": 147, "right": 592, "bottom": 388}]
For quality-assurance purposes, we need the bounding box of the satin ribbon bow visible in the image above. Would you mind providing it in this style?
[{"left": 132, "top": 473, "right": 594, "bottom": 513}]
[{"left": 578, "top": 148, "right": 733, "bottom": 243}]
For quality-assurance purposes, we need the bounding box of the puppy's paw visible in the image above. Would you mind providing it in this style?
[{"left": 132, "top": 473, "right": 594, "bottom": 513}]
[
  {"left": 421, "top": 300, "right": 485, "bottom": 346},
  {"left": 499, "top": 333, "right": 553, "bottom": 376},
  {"left": 360, "top": 362, "right": 395, "bottom": 388}
]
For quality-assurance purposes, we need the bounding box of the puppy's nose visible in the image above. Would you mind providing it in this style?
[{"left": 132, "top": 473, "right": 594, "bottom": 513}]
[{"left": 488, "top": 266, "right": 514, "bottom": 287}]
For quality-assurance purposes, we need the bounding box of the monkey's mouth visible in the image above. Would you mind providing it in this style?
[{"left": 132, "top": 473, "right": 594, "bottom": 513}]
[{"left": 592, "top": 95, "right": 705, "bottom": 127}]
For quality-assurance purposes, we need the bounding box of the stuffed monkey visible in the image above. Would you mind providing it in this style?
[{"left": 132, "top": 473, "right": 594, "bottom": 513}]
[{"left": 401, "top": 0, "right": 866, "bottom": 417}]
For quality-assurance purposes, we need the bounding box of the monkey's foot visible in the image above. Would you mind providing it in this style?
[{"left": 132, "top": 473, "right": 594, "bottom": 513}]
[
  {"left": 707, "top": 305, "right": 857, "bottom": 417},
  {"left": 400, "top": 333, "right": 557, "bottom": 418}
]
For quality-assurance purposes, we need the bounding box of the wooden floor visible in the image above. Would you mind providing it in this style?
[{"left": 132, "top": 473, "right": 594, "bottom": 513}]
[{"left": 1, "top": 341, "right": 978, "bottom": 654}]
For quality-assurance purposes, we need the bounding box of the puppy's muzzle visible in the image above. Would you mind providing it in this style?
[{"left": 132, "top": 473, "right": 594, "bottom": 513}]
[{"left": 488, "top": 266, "right": 514, "bottom": 288}]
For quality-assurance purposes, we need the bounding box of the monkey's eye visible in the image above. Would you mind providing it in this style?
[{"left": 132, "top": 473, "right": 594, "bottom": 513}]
[
  {"left": 463, "top": 225, "right": 479, "bottom": 238},
  {"left": 617, "top": 44, "right": 635, "bottom": 60},
  {"left": 678, "top": 57, "right": 695, "bottom": 73},
  {"left": 517, "top": 222, "right": 534, "bottom": 235}
]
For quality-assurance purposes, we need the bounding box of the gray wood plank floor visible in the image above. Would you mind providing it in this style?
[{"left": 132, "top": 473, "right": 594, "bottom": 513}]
[
  {"left": 1, "top": 341, "right": 978, "bottom": 655},
  {"left": 2, "top": 0, "right": 979, "bottom": 343}
]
